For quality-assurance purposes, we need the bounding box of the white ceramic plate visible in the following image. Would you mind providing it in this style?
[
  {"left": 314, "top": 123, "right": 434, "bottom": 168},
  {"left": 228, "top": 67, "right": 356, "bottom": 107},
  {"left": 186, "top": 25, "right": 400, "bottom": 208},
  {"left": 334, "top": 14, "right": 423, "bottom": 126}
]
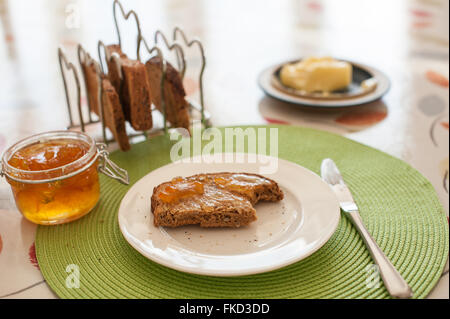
[
  {"left": 258, "top": 59, "right": 390, "bottom": 108},
  {"left": 118, "top": 153, "right": 340, "bottom": 276}
]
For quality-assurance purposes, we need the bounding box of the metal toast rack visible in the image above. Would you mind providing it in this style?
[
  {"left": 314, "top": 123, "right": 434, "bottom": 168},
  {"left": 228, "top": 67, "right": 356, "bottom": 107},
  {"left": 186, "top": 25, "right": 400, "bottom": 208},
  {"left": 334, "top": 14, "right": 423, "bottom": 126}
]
[{"left": 58, "top": 0, "right": 211, "bottom": 148}]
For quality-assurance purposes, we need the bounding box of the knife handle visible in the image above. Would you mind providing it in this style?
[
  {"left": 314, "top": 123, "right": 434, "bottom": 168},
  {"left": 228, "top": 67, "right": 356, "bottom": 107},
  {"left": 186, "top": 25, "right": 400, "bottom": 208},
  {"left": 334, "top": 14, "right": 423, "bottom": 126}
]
[{"left": 347, "top": 211, "right": 413, "bottom": 299}]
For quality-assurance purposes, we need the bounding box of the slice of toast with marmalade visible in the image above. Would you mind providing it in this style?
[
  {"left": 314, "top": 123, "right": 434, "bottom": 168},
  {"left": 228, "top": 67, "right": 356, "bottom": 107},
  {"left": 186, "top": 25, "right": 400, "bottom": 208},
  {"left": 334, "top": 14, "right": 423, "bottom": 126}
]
[{"left": 151, "top": 173, "right": 284, "bottom": 228}]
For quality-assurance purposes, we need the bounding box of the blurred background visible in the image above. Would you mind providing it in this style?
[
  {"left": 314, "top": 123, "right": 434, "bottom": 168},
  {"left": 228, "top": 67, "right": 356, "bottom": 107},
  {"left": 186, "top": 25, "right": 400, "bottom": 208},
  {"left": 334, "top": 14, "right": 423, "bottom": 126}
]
[{"left": 0, "top": 0, "right": 448, "bottom": 130}]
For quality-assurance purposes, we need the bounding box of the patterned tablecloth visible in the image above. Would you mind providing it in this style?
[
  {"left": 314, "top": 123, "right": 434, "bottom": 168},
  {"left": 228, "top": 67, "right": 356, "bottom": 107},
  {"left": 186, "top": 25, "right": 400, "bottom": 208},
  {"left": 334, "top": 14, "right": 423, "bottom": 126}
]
[{"left": 0, "top": 0, "right": 448, "bottom": 298}]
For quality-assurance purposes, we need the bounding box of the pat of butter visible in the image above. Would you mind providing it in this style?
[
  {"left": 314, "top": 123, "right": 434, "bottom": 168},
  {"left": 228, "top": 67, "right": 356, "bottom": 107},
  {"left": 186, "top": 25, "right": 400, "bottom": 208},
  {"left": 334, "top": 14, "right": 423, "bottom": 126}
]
[{"left": 280, "top": 57, "right": 352, "bottom": 93}]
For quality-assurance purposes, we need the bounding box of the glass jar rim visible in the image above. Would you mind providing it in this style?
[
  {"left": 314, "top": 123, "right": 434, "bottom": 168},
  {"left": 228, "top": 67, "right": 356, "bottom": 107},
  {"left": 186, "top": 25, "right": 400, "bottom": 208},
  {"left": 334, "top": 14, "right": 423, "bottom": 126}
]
[{"left": 1, "top": 130, "right": 97, "bottom": 183}]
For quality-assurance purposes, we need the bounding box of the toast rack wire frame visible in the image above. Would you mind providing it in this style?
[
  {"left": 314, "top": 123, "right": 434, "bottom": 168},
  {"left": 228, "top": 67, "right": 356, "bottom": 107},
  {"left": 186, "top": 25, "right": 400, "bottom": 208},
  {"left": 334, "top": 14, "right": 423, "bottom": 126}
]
[
  {"left": 172, "top": 26, "right": 207, "bottom": 126},
  {"left": 112, "top": 0, "right": 209, "bottom": 126},
  {"left": 58, "top": 40, "right": 167, "bottom": 147},
  {"left": 96, "top": 39, "right": 169, "bottom": 140},
  {"left": 58, "top": 1, "right": 210, "bottom": 150},
  {"left": 58, "top": 48, "right": 84, "bottom": 132},
  {"left": 59, "top": 42, "right": 168, "bottom": 145}
]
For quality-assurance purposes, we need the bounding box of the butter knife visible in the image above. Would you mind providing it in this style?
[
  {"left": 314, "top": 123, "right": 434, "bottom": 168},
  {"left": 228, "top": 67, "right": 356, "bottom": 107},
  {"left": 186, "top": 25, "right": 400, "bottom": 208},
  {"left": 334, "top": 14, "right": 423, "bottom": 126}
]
[{"left": 321, "top": 158, "right": 413, "bottom": 299}]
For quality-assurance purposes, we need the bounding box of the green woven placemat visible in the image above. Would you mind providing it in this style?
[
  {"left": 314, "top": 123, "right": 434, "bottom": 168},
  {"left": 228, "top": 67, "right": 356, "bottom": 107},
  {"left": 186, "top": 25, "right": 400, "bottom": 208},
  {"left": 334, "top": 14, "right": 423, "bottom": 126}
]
[{"left": 36, "top": 125, "right": 448, "bottom": 299}]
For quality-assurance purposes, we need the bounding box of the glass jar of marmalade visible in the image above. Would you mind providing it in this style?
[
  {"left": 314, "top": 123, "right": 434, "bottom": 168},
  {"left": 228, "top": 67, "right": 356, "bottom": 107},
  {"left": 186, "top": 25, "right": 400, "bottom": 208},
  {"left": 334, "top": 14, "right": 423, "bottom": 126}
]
[{"left": 1, "top": 131, "right": 128, "bottom": 225}]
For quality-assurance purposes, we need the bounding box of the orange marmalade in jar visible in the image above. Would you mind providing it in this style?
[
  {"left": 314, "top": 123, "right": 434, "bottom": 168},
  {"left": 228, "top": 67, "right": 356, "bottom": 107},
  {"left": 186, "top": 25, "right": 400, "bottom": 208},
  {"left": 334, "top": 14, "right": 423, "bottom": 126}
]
[{"left": 1, "top": 131, "right": 128, "bottom": 225}]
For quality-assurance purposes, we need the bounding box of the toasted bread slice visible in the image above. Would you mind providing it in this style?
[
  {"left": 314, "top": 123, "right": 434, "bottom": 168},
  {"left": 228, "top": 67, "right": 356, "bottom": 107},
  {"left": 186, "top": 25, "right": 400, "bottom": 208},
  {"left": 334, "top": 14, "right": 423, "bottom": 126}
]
[
  {"left": 105, "top": 45, "right": 125, "bottom": 96},
  {"left": 151, "top": 173, "right": 284, "bottom": 228},
  {"left": 80, "top": 58, "right": 130, "bottom": 151},
  {"left": 145, "top": 56, "right": 190, "bottom": 131},
  {"left": 81, "top": 61, "right": 101, "bottom": 115},
  {"left": 106, "top": 45, "right": 153, "bottom": 131},
  {"left": 101, "top": 77, "right": 130, "bottom": 151}
]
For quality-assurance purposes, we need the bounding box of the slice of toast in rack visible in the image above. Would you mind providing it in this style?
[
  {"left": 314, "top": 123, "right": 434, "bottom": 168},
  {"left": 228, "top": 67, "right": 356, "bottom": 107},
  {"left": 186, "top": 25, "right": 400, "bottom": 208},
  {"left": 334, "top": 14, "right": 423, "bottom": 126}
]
[
  {"left": 106, "top": 45, "right": 153, "bottom": 131},
  {"left": 145, "top": 56, "right": 191, "bottom": 132},
  {"left": 101, "top": 77, "right": 130, "bottom": 151},
  {"left": 80, "top": 59, "right": 130, "bottom": 151},
  {"left": 81, "top": 61, "right": 101, "bottom": 115}
]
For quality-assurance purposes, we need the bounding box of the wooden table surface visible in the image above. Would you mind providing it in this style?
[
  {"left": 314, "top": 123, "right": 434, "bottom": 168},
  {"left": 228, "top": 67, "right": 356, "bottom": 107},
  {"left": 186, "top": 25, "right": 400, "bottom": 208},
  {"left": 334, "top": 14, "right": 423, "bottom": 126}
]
[{"left": 0, "top": 0, "right": 448, "bottom": 298}]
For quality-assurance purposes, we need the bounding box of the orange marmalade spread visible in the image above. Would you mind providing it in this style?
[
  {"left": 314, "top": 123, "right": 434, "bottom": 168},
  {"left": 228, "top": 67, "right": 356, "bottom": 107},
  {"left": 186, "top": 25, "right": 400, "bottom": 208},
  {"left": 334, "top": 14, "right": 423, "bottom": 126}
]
[
  {"left": 7, "top": 139, "right": 100, "bottom": 225},
  {"left": 158, "top": 177, "right": 204, "bottom": 204},
  {"left": 214, "top": 174, "right": 269, "bottom": 192},
  {"left": 157, "top": 174, "right": 271, "bottom": 204}
]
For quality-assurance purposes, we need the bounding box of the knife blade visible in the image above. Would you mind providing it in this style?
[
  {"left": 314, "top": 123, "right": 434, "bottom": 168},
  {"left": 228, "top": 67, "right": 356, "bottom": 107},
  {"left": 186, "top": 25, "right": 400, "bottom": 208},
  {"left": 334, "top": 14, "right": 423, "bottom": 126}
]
[
  {"left": 320, "top": 158, "right": 413, "bottom": 299},
  {"left": 320, "top": 158, "right": 359, "bottom": 213}
]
